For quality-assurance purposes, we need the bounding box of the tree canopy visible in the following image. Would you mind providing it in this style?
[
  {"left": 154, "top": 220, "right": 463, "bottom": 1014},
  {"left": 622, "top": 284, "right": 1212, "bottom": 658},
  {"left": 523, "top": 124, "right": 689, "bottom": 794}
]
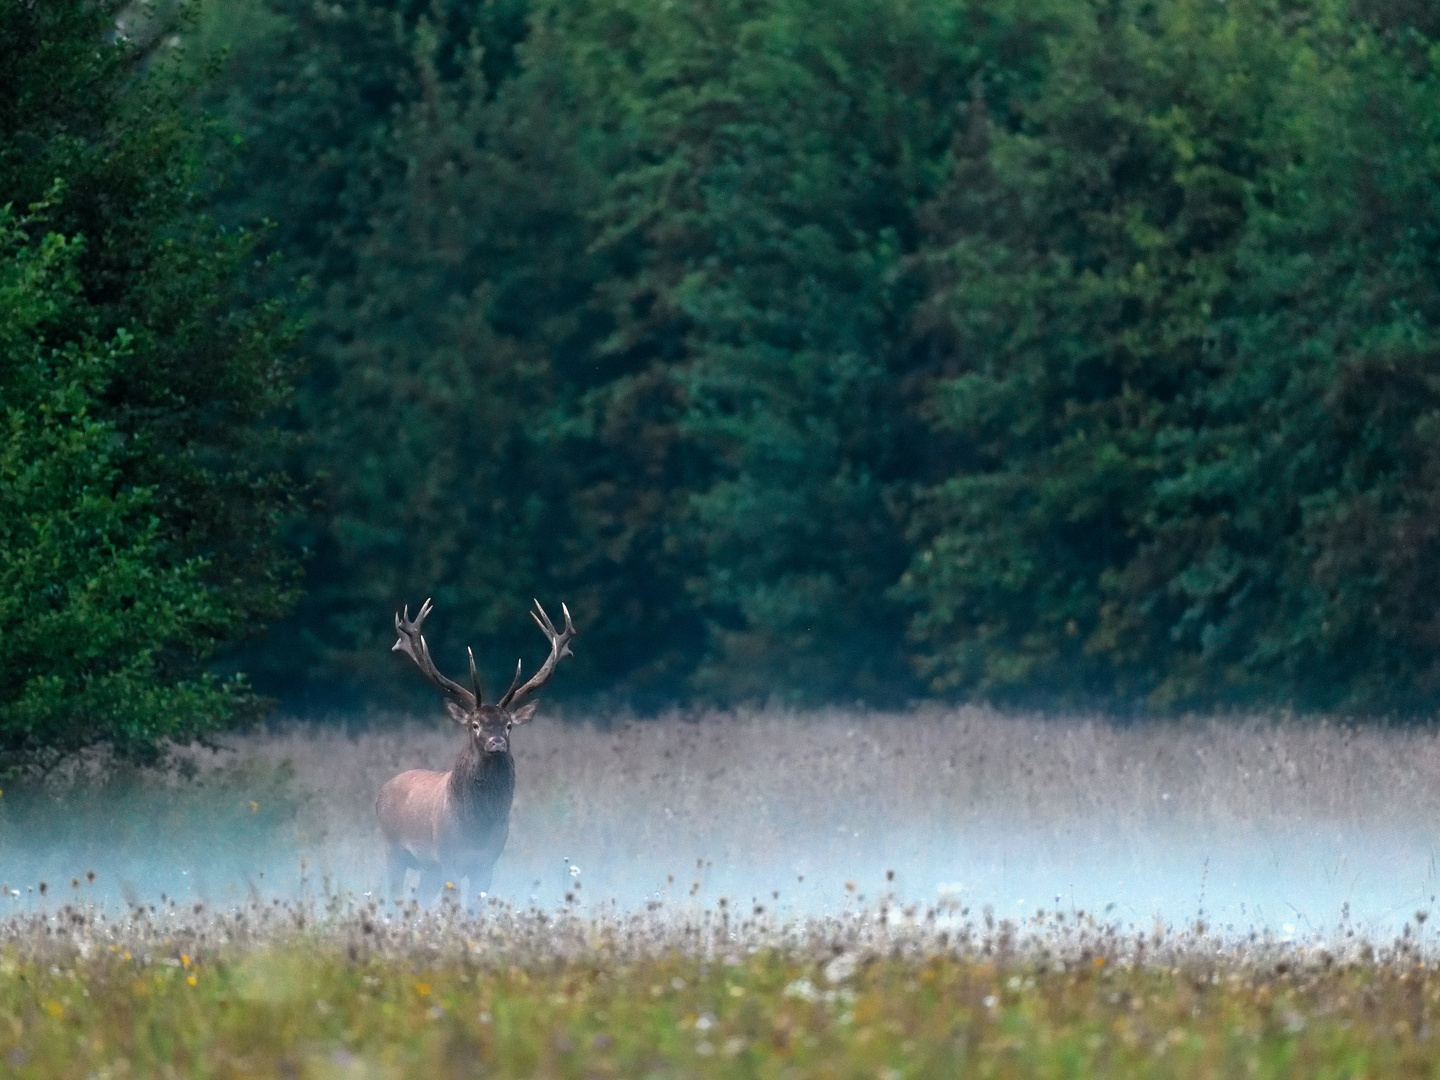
[
  {"left": 0, "top": 0, "right": 298, "bottom": 773},
  {"left": 6, "top": 0, "right": 1439, "bottom": 751},
  {"left": 202, "top": 0, "right": 1440, "bottom": 715}
]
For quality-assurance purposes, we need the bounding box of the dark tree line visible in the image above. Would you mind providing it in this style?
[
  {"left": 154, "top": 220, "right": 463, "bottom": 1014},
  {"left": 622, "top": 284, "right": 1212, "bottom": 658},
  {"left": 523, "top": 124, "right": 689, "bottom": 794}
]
[
  {"left": 214, "top": 0, "right": 1440, "bottom": 714},
  {"left": 0, "top": 0, "right": 297, "bottom": 773},
  {"left": 4, "top": 0, "right": 1440, "bottom": 770}
]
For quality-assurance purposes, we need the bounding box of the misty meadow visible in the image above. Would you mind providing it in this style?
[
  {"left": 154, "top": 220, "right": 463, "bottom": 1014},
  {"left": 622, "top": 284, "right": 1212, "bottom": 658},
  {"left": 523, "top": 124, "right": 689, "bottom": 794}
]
[
  {"left": 5, "top": 708, "right": 1440, "bottom": 932},
  {"left": 4, "top": 710, "right": 1440, "bottom": 1076},
  {"left": 5, "top": 0, "right": 1440, "bottom": 1073}
]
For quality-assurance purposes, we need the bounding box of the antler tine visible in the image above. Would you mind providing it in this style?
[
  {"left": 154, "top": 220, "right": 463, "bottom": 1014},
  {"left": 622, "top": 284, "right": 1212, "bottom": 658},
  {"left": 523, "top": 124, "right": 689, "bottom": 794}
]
[
  {"left": 468, "top": 646, "right": 484, "bottom": 705},
  {"left": 561, "top": 602, "right": 575, "bottom": 650},
  {"left": 391, "top": 598, "right": 476, "bottom": 710},
  {"left": 392, "top": 597, "right": 437, "bottom": 638},
  {"left": 499, "top": 598, "right": 578, "bottom": 709},
  {"left": 529, "top": 600, "right": 575, "bottom": 655},
  {"left": 501, "top": 658, "right": 523, "bottom": 703}
]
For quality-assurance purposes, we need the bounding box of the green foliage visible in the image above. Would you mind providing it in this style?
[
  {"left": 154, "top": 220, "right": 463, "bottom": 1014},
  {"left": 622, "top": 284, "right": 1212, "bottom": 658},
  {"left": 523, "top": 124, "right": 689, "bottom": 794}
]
[
  {"left": 210, "top": 0, "right": 984, "bottom": 705},
  {"left": 0, "top": 0, "right": 299, "bottom": 770},
  {"left": 203, "top": 0, "right": 628, "bottom": 702},
  {"left": 0, "top": 213, "right": 240, "bottom": 771},
  {"left": 900, "top": 0, "right": 1440, "bottom": 712},
  {"left": 203, "top": 0, "right": 1440, "bottom": 713},
  {"left": 563, "top": 0, "right": 971, "bottom": 699},
  {"left": 899, "top": 0, "right": 1290, "bottom": 703},
  {"left": 6, "top": 934, "right": 1440, "bottom": 1077}
]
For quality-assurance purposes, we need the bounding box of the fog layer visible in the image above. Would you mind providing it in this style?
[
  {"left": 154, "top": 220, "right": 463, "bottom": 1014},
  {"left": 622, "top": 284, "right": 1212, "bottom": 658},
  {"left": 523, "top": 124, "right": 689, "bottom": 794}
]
[{"left": 2, "top": 708, "right": 1437, "bottom": 939}]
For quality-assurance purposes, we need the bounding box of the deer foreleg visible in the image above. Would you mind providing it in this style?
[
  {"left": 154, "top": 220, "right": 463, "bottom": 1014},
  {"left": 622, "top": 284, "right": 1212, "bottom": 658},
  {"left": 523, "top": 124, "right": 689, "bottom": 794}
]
[
  {"left": 385, "top": 846, "right": 415, "bottom": 902},
  {"left": 450, "top": 854, "right": 497, "bottom": 911}
]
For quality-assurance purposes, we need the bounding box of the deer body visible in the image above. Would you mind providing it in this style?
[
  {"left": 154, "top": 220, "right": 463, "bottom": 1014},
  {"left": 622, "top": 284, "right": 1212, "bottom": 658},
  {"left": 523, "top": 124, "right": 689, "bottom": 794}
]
[
  {"left": 378, "top": 598, "right": 575, "bottom": 903},
  {"left": 377, "top": 742, "right": 515, "bottom": 896}
]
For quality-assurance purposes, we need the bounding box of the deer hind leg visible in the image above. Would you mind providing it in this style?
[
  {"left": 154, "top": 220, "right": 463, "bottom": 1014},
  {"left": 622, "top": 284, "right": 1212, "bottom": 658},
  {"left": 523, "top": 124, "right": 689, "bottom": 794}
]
[
  {"left": 385, "top": 845, "right": 418, "bottom": 902},
  {"left": 414, "top": 862, "right": 448, "bottom": 908}
]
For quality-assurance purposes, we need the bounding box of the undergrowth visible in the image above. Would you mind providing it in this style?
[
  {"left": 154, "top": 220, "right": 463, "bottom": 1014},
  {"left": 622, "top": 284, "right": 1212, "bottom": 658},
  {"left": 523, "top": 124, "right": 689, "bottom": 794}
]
[{"left": 0, "top": 895, "right": 1437, "bottom": 1078}]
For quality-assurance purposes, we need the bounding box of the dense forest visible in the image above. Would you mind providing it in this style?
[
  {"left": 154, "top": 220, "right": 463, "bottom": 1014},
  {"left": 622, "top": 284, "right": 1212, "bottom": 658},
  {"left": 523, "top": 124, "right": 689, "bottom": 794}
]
[
  {"left": 0, "top": 0, "right": 298, "bottom": 772},
  {"left": 3, "top": 0, "right": 1440, "bottom": 766}
]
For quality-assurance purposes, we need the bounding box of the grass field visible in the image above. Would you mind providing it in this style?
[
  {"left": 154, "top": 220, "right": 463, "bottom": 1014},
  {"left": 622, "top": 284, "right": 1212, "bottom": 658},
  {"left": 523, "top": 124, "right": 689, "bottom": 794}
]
[
  {"left": 1, "top": 897, "right": 1438, "bottom": 1079},
  {"left": 3, "top": 707, "right": 1440, "bottom": 1076}
]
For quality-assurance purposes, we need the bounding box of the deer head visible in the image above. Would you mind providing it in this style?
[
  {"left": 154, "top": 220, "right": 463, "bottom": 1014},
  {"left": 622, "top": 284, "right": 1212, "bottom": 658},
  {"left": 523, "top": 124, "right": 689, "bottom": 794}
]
[{"left": 392, "top": 597, "right": 576, "bottom": 755}]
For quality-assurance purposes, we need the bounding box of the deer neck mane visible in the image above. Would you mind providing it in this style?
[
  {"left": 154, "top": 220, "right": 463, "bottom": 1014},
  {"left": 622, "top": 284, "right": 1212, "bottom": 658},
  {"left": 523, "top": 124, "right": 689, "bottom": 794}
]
[{"left": 447, "top": 739, "right": 515, "bottom": 821}]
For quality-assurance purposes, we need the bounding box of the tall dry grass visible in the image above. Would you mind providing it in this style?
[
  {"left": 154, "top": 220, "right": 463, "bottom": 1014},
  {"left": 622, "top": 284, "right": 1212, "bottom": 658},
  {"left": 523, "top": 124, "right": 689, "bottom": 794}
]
[
  {"left": 3, "top": 706, "right": 1437, "bottom": 929},
  {"left": 216, "top": 707, "right": 1440, "bottom": 909},
  {"left": 248, "top": 705, "right": 1440, "bottom": 840}
]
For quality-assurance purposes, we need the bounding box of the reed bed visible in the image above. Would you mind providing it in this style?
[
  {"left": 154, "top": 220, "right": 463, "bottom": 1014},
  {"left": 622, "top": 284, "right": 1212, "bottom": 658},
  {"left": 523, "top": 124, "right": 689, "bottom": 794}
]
[
  {"left": 2, "top": 707, "right": 1440, "bottom": 1076},
  {"left": 232, "top": 705, "right": 1440, "bottom": 890},
  {"left": 4, "top": 705, "right": 1440, "bottom": 917},
  {"left": 250, "top": 704, "right": 1440, "bottom": 839}
]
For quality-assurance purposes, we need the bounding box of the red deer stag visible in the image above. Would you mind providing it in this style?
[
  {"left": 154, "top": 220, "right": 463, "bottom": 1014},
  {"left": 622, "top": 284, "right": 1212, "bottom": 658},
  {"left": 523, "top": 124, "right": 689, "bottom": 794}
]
[{"left": 377, "top": 597, "right": 576, "bottom": 902}]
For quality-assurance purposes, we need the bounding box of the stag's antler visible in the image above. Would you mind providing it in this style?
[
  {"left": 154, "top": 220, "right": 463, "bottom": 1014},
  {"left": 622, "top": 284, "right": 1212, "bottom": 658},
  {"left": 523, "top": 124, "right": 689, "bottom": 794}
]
[
  {"left": 393, "top": 598, "right": 477, "bottom": 712},
  {"left": 497, "top": 600, "right": 576, "bottom": 710}
]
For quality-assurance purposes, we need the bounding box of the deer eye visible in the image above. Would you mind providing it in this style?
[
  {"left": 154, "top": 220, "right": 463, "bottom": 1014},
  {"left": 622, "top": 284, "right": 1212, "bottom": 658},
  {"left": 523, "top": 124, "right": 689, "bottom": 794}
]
[{"left": 506, "top": 722, "right": 512, "bottom": 730}]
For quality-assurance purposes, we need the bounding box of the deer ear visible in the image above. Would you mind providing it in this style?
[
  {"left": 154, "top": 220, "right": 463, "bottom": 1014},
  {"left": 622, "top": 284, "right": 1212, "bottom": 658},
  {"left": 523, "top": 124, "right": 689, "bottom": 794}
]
[
  {"left": 445, "top": 701, "right": 469, "bottom": 725},
  {"left": 509, "top": 701, "right": 539, "bottom": 726}
]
